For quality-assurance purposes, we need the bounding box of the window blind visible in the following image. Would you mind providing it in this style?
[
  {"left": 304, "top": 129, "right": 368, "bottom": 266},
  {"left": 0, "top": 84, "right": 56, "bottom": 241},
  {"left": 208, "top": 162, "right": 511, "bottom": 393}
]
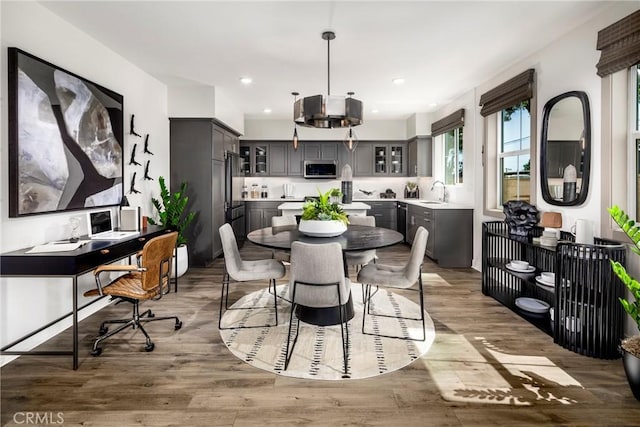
[
  {"left": 479, "top": 69, "right": 535, "bottom": 117},
  {"left": 596, "top": 9, "right": 640, "bottom": 77},
  {"left": 431, "top": 109, "right": 465, "bottom": 137}
]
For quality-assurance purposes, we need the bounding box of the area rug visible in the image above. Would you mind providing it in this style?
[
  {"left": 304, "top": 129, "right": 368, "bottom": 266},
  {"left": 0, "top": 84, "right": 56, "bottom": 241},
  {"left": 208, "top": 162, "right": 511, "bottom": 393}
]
[{"left": 219, "top": 283, "right": 436, "bottom": 380}]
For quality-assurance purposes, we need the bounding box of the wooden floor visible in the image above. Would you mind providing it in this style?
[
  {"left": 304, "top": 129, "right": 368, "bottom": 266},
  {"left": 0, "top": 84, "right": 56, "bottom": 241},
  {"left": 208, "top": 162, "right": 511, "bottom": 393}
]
[{"left": 2, "top": 242, "right": 639, "bottom": 426}]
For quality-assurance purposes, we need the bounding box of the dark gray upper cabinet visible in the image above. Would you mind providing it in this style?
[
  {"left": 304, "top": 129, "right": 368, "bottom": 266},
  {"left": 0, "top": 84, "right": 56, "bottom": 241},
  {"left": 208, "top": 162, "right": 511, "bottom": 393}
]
[
  {"left": 372, "top": 142, "right": 407, "bottom": 176},
  {"left": 540, "top": 91, "right": 591, "bottom": 206},
  {"left": 304, "top": 142, "right": 338, "bottom": 160},
  {"left": 239, "top": 142, "right": 269, "bottom": 176},
  {"left": 268, "top": 142, "right": 288, "bottom": 176},
  {"left": 288, "top": 144, "right": 304, "bottom": 176},
  {"left": 353, "top": 143, "right": 374, "bottom": 176},
  {"left": 408, "top": 135, "right": 432, "bottom": 177}
]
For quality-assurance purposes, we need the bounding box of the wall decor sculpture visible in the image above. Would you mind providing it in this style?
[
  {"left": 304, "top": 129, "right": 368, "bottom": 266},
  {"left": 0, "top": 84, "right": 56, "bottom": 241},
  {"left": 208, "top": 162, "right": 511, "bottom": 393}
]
[
  {"left": 144, "top": 160, "right": 153, "bottom": 180},
  {"left": 143, "top": 134, "right": 153, "bottom": 155},
  {"left": 8, "top": 48, "right": 124, "bottom": 217},
  {"left": 503, "top": 200, "right": 539, "bottom": 239},
  {"left": 129, "top": 172, "right": 141, "bottom": 194},
  {"left": 129, "top": 143, "right": 141, "bottom": 166},
  {"left": 129, "top": 114, "right": 142, "bottom": 137}
]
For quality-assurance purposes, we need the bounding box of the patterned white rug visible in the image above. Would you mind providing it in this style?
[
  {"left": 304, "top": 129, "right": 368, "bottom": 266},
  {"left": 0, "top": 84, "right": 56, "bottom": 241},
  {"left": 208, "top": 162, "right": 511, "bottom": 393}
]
[{"left": 219, "top": 283, "right": 436, "bottom": 380}]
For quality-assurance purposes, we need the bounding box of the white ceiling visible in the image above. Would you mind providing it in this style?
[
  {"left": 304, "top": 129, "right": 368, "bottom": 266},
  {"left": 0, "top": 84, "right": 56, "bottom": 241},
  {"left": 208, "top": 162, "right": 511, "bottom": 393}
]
[{"left": 41, "top": 1, "right": 611, "bottom": 120}]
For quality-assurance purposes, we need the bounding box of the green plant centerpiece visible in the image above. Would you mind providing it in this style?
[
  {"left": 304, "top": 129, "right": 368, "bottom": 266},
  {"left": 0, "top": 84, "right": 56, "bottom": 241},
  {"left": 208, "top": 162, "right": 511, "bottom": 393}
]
[
  {"left": 148, "top": 176, "right": 196, "bottom": 247},
  {"left": 608, "top": 205, "right": 640, "bottom": 400},
  {"left": 299, "top": 188, "right": 349, "bottom": 237}
]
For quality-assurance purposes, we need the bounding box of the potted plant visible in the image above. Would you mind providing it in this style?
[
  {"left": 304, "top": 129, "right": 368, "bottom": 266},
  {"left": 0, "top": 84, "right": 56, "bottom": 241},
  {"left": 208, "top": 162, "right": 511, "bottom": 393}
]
[
  {"left": 405, "top": 181, "right": 419, "bottom": 199},
  {"left": 608, "top": 205, "right": 640, "bottom": 400},
  {"left": 148, "top": 176, "right": 196, "bottom": 277},
  {"left": 299, "top": 188, "right": 349, "bottom": 237}
]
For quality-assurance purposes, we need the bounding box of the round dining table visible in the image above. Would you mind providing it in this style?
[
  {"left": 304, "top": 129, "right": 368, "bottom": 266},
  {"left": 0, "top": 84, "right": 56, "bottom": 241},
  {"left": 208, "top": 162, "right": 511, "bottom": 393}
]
[{"left": 246, "top": 224, "right": 404, "bottom": 326}]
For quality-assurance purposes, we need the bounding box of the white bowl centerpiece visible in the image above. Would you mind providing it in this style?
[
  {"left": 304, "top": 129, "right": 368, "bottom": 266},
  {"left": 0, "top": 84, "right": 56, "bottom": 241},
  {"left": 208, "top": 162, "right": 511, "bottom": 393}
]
[{"left": 298, "top": 188, "right": 349, "bottom": 237}]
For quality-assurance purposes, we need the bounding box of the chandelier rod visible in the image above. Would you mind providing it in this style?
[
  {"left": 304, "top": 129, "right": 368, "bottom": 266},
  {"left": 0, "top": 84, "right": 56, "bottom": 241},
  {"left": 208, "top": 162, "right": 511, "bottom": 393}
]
[{"left": 327, "top": 33, "right": 331, "bottom": 96}]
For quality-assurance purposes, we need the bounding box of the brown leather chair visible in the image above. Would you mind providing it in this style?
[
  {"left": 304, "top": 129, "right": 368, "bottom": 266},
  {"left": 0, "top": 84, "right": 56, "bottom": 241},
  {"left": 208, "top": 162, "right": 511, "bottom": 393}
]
[{"left": 84, "top": 231, "right": 182, "bottom": 355}]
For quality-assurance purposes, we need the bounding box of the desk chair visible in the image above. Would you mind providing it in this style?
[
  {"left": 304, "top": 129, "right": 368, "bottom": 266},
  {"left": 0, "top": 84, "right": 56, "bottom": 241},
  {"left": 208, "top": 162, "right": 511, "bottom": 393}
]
[
  {"left": 357, "top": 226, "right": 429, "bottom": 341},
  {"left": 219, "top": 223, "right": 286, "bottom": 329},
  {"left": 286, "top": 241, "right": 350, "bottom": 376},
  {"left": 84, "top": 231, "right": 182, "bottom": 355}
]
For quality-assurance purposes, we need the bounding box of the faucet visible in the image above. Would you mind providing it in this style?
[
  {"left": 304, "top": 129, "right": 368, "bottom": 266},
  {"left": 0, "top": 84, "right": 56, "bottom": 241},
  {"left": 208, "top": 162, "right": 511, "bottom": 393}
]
[{"left": 430, "top": 180, "right": 448, "bottom": 202}]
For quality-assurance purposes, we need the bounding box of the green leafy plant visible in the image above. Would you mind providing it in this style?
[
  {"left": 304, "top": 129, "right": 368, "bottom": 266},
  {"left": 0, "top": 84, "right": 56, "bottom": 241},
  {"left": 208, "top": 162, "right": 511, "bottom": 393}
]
[
  {"left": 406, "top": 181, "right": 418, "bottom": 190},
  {"left": 608, "top": 205, "right": 640, "bottom": 357},
  {"left": 301, "top": 188, "right": 349, "bottom": 225},
  {"left": 148, "top": 176, "right": 196, "bottom": 246}
]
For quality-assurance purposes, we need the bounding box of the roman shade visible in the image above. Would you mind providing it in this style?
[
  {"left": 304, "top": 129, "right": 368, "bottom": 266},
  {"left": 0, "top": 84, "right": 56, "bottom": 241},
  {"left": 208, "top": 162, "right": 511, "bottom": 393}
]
[
  {"left": 596, "top": 9, "right": 640, "bottom": 77},
  {"left": 479, "top": 69, "right": 535, "bottom": 117},
  {"left": 431, "top": 109, "right": 465, "bottom": 137}
]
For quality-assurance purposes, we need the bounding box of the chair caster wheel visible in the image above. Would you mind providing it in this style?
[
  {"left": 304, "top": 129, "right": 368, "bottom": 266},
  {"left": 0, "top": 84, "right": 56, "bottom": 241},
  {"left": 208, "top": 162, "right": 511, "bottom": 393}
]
[
  {"left": 147, "top": 312, "right": 155, "bottom": 318},
  {"left": 175, "top": 320, "right": 182, "bottom": 330},
  {"left": 145, "top": 342, "right": 155, "bottom": 352},
  {"left": 90, "top": 347, "right": 102, "bottom": 356},
  {"left": 98, "top": 327, "right": 108, "bottom": 335}
]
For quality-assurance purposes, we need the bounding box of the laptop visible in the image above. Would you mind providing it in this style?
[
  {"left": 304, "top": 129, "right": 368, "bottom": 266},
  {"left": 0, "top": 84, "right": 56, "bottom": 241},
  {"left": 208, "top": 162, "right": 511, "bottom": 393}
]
[{"left": 87, "top": 210, "right": 140, "bottom": 240}]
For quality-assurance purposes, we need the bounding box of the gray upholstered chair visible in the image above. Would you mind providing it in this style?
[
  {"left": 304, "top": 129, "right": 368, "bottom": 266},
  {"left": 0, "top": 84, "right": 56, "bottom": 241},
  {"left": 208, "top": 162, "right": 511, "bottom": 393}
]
[
  {"left": 218, "top": 223, "right": 286, "bottom": 329},
  {"left": 271, "top": 215, "right": 298, "bottom": 263},
  {"left": 285, "top": 241, "right": 350, "bottom": 376},
  {"left": 357, "top": 226, "right": 429, "bottom": 341},
  {"left": 345, "top": 215, "right": 377, "bottom": 272}
]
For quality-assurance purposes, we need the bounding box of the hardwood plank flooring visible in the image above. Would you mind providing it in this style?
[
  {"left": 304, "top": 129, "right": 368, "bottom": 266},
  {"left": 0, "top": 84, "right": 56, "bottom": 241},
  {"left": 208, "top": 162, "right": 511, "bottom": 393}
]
[{"left": 2, "top": 242, "right": 639, "bottom": 426}]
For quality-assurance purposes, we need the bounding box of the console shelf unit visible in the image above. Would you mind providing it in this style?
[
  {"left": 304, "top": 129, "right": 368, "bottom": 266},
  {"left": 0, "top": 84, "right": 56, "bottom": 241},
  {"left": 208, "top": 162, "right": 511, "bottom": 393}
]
[{"left": 482, "top": 221, "right": 626, "bottom": 359}]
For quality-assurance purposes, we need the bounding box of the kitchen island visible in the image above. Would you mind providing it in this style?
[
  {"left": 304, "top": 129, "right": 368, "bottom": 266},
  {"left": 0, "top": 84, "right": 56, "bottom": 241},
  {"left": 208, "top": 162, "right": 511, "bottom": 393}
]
[{"left": 278, "top": 202, "right": 371, "bottom": 216}]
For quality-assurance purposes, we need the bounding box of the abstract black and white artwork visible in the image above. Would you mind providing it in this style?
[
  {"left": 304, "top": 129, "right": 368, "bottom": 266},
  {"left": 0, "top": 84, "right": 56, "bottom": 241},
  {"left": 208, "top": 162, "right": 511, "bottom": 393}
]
[{"left": 8, "top": 48, "right": 124, "bottom": 217}]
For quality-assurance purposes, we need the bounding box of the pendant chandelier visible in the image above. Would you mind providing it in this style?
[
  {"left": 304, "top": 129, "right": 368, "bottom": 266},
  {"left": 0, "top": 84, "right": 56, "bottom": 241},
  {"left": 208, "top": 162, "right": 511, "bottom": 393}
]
[{"left": 293, "top": 31, "right": 363, "bottom": 130}]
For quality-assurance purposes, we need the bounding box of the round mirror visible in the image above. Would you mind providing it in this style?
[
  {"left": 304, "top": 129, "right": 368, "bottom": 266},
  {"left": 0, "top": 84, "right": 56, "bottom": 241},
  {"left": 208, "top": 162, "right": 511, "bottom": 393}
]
[{"left": 540, "top": 91, "right": 590, "bottom": 206}]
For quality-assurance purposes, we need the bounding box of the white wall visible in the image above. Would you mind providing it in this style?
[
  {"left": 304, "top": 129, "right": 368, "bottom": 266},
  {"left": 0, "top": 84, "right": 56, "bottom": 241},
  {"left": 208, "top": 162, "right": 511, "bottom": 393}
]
[
  {"left": 243, "top": 118, "right": 408, "bottom": 140},
  {"left": 0, "top": 1, "right": 170, "bottom": 365}
]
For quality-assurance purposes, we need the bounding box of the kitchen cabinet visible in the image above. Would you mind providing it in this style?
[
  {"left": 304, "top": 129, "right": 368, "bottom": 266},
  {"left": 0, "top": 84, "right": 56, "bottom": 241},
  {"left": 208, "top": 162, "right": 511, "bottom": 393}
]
[
  {"left": 170, "top": 118, "right": 241, "bottom": 266},
  {"left": 408, "top": 135, "right": 432, "bottom": 177},
  {"left": 353, "top": 143, "right": 374, "bottom": 176},
  {"left": 239, "top": 142, "right": 269, "bottom": 176},
  {"left": 373, "top": 142, "right": 406, "bottom": 176},
  {"left": 482, "top": 221, "right": 626, "bottom": 358},
  {"left": 288, "top": 144, "right": 304, "bottom": 176},
  {"left": 245, "top": 201, "right": 281, "bottom": 233},
  {"left": 303, "top": 142, "right": 338, "bottom": 161},
  {"left": 365, "top": 201, "right": 397, "bottom": 230},
  {"left": 268, "top": 142, "right": 288, "bottom": 176},
  {"left": 407, "top": 203, "right": 472, "bottom": 267}
]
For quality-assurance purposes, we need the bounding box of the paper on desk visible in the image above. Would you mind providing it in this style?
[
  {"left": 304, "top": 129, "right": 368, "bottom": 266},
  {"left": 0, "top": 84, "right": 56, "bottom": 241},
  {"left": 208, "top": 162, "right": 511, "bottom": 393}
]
[{"left": 26, "top": 240, "right": 90, "bottom": 253}]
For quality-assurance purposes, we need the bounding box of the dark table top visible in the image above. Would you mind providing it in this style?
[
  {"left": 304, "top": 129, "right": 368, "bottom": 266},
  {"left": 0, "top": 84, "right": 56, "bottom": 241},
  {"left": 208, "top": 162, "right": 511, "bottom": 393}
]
[{"left": 247, "top": 225, "right": 404, "bottom": 252}]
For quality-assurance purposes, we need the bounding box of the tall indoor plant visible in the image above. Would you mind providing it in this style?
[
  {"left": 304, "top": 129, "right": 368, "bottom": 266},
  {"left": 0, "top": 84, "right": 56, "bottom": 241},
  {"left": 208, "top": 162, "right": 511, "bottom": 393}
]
[
  {"left": 149, "top": 176, "right": 196, "bottom": 277},
  {"left": 299, "top": 188, "right": 349, "bottom": 237},
  {"left": 608, "top": 205, "right": 640, "bottom": 400}
]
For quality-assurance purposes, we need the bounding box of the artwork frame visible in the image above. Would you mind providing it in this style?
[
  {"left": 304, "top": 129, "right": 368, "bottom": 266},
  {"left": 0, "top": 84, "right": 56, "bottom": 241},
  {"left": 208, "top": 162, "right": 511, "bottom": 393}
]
[{"left": 8, "top": 47, "right": 124, "bottom": 217}]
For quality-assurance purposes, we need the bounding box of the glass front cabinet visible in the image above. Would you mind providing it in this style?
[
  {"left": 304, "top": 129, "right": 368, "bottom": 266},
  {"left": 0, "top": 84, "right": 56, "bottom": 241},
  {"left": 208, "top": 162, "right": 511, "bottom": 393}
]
[
  {"left": 373, "top": 143, "right": 405, "bottom": 176},
  {"left": 239, "top": 143, "right": 269, "bottom": 176}
]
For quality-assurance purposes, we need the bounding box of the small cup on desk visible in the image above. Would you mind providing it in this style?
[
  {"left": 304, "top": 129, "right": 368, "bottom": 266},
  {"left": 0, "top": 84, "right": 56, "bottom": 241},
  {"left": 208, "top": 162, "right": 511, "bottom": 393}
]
[
  {"left": 541, "top": 272, "right": 555, "bottom": 283},
  {"left": 511, "top": 260, "right": 529, "bottom": 269}
]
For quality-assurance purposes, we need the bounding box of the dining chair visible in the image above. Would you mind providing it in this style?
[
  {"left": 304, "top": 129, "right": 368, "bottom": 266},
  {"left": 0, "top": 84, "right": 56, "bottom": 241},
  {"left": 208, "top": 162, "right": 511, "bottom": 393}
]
[
  {"left": 285, "top": 241, "right": 350, "bottom": 376},
  {"left": 218, "top": 223, "right": 286, "bottom": 329},
  {"left": 271, "top": 215, "right": 298, "bottom": 263},
  {"left": 345, "top": 215, "right": 377, "bottom": 273},
  {"left": 357, "top": 226, "right": 429, "bottom": 341},
  {"left": 83, "top": 231, "right": 182, "bottom": 356}
]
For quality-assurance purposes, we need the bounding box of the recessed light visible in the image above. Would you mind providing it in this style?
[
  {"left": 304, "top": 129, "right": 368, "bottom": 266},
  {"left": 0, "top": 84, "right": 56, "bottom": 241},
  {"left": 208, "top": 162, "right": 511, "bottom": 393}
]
[
  {"left": 371, "top": 109, "right": 379, "bottom": 114},
  {"left": 239, "top": 77, "right": 252, "bottom": 85},
  {"left": 429, "top": 103, "right": 438, "bottom": 108},
  {"left": 263, "top": 108, "right": 272, "bottom": 114},
  {"left": 392, "top": 77, "right": 405, "bottom": 85}
]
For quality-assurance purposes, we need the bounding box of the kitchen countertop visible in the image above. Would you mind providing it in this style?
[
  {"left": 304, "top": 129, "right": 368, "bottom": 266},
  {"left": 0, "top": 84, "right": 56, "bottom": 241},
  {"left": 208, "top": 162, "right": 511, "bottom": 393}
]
[{"left": 242, "top": 197, "right": 472, "bottom": 209}]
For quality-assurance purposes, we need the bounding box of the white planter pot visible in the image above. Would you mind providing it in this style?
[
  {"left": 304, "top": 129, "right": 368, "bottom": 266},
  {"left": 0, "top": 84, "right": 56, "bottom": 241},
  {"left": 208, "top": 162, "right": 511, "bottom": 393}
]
[
  {"left": 298, "top": 219, "right": 347, "bottom": 237},
  {"left": 172, "top": 244, "right": 189, "bottom": 278}
]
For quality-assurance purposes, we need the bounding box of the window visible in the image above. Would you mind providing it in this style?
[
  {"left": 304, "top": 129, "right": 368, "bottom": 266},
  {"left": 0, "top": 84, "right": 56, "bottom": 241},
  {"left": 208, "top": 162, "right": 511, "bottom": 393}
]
[
  {"left": 498, "top": 101, "right": 531, "bottom": 205},
  {"left": 443, "top": 127, "right": 463, "bottom": 185},
  {"left": 633, "top": 64, "right": 640, "bottom": 217}
]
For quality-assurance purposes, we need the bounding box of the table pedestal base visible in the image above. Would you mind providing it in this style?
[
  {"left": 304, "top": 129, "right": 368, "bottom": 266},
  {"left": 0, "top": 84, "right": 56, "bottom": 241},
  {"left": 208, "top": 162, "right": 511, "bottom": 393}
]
[{"left": 295, "top": 293, "right": 354, "bottom": 326}]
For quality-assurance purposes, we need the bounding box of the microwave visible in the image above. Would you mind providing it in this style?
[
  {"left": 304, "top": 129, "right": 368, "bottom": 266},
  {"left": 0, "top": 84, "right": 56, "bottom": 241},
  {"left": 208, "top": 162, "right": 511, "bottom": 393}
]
[{"left": 304, "top": 160, "right": 337, "bottom": 179}]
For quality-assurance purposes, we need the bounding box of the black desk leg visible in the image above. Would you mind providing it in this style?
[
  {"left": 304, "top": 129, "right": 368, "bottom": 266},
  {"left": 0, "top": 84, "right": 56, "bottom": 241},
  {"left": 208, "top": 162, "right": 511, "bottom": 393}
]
[{"left": 73, "top": 276, "right": 78, "bottom": 370}]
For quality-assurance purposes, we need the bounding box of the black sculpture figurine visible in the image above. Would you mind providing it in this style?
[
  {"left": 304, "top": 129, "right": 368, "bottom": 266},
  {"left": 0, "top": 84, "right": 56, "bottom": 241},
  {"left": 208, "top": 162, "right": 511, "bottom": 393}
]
[
  {"left": 503, "top": 200, "right": 539, "bottom": 239},
  {"left": 129, "top": 144, "right": 142, "bottom": 166},
  {"left": 129, "top": 172, "right": 141, "bottom": 194},
  {"left": 129, "top": 114, "right": 142, "bottom": 137},
  {"left": 144, "top": 160, "right": 153, "bottom": 180},
  {"left": 143, "top": 134, "right": 154, "bottom": 155}
]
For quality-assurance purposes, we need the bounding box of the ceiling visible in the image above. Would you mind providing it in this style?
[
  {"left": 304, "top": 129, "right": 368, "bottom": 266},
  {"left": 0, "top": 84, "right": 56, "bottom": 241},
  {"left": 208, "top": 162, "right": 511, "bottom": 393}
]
[{"left": 41, "top": 1, "right": 611, "bottom": 121}]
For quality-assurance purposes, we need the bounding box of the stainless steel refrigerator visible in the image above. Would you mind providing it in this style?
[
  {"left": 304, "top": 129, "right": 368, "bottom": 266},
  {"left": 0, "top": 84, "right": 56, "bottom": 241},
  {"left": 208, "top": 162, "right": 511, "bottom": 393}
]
[{"left": 225, "top": 152, "right": 245, "bottom": 243}]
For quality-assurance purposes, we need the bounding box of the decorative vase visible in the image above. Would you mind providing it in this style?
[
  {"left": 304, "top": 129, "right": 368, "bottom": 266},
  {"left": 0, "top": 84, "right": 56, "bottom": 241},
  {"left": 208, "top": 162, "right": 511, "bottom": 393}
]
[
  {"left": 621, "top": 346, "right": 640, "bottom": 400},
  {"left": 172, "top": 244, "right": 189, "bottom": 278},
  {"left": 298, "top": 219, "right": 347, "bottom": 237}
]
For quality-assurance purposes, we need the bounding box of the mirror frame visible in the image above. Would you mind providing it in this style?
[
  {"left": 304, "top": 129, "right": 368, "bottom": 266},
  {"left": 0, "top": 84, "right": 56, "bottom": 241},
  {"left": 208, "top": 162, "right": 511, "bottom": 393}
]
[{"left": 540, "top": 90, "right": 591, "bottom": 206}]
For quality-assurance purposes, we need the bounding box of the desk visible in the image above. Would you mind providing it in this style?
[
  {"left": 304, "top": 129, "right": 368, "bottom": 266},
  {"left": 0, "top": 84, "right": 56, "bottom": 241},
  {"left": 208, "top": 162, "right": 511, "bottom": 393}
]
[
  {"left": 247, "top": 225, "right": 403, "bottom": 326},
  {"left": 0, "top": 226, "right": 168, "bottom": 369}
]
